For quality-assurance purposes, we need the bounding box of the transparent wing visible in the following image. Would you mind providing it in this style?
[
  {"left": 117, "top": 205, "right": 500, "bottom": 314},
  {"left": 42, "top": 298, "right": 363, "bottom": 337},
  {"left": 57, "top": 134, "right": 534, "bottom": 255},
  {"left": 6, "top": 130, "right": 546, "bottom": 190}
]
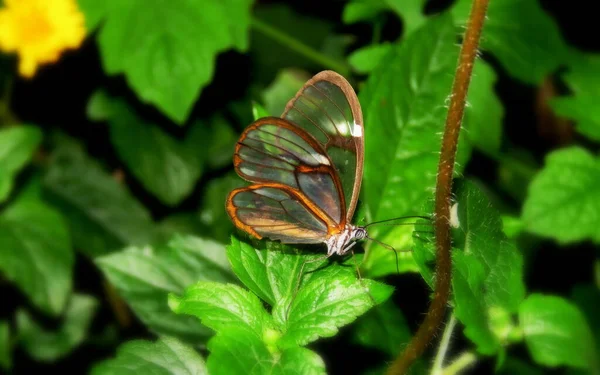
[
  {"left": 234, "top": 117, "right": 344, "bottom": 225},
  {"left": 226, "top": 185, "right": 331, "bottom": 244},
  {"left": 282, "top": 70, "right": 364, "bottom": 221}
]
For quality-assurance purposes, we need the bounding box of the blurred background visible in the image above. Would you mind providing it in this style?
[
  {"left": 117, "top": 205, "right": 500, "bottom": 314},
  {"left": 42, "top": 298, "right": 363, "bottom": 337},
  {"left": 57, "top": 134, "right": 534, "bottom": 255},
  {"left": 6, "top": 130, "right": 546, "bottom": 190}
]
[{"left": 0, "top": 0, "right": 599, "bottom": 374}]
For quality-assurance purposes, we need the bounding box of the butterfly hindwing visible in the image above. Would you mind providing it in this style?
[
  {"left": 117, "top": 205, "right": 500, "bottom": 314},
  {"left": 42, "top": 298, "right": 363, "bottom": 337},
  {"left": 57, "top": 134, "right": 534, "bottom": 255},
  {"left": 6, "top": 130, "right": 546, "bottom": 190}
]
[{"left": 282, "top": 70, "right": 364, "bottom": 221}]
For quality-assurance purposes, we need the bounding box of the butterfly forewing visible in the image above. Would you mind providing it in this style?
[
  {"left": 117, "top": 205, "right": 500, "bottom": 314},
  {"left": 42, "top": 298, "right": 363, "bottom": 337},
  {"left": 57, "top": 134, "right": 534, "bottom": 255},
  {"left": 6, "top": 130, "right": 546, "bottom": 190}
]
[{"left": 282, "top": 71, "right": 364, "bottom": 220}]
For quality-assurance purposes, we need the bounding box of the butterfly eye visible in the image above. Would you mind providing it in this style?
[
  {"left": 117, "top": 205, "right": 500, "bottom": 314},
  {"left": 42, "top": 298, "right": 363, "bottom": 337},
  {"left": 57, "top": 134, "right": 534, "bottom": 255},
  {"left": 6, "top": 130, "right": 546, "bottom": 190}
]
[{"left": 354, "top": 228, "right": 367, "bottom": 240}]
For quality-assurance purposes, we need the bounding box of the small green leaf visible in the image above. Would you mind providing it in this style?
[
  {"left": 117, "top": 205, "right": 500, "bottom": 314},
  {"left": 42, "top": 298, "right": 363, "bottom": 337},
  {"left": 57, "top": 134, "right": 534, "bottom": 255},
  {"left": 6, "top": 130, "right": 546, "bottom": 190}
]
[
  {"left": 348, "top": 43, "right": 393, "bottom": 74},
  {"left": 43, "top": 136, "right": 155, "bottom": 257},
  {"left": 262, "top": 69, "right": 308, "bottom": 116},
  {"left": 17, "top": 294, "right": 98, "bottom": 361},
  {"left": 198, "top": 172, "right": 244, "bottom": 243},
  {"left": 342, "top": 0, "right": 386, "bottom": 24},
  {"left": 279, "top": 267, "right": 393, "bottom": 348},
  {"left": 169, "top": 281, "right": 273, "bottom": 338},
  {"left": 0, "top": 197, "right": 73, "bottom": 315},
  {"left": 91, "top": 0, "right": 254, "bottom": 123},
  {"left": 519, "top": 294, "right": 598, "bottom": 370},
  {"left": 91, "top": 336, "right": 208, "bottom": 375},
  {"left": 550, "top": 53, "right": 600, "bottom": 142},
  {"left": 522, "top": 147, "right": 600, "bottom": 244},
  {"left": 0, "top": 321, "right": 10, "bottom": 370},
  {"left": 343, "top": 0, "right": 426, "bottom": 34},
  {"left": 0, "top": 126, "right": 42, "bottom": 202},
  {"left": 207, "top": 328, "right": 326, "bottom": 375},
  {"left": 97, "top": 235, "right": 232, "bottom": 344},
  {"left": 463, "top": 60, "right": 503, "bottom": 155},
  {"left": 91, "top": 93, "right": 205, "bottom": 206},
  {"left": 252, "top": 101, "right": 270, "bottom": 120},
  {"left": 352, "top": 299, "right": 411, "bottom": 356},
  {"left": 451, "top": 0, "right": 569, "bottom": 84}
]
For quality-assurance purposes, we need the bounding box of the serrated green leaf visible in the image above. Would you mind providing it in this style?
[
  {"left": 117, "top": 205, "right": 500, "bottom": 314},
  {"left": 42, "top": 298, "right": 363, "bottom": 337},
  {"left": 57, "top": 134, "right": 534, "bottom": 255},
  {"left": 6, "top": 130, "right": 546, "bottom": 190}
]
[
  {"left": 0, "top": 126, "right": 42, "bottom": 202},
  {"left": 348, "top": 43, "right": 393, "bottom": 74},
  {"left": 226, "top": 237, "right": 319, "bottom": 307},
  {"left": 262, "top": 69, "right": 308, "bottom": 117},
  {"left": 42, "top": 136, "right": 155, "bottom": 257},
  {"left": 207, "top": 328, "right": 326, "bottom": 375},
  {"left": 91, "top": 336, "right": 208, "bottom": 375},
  {"left": 550, "top": 53, "right": 600, "bottom": 142},
  {"left": 91, "top": 93, "right": 205, "bottom": 206},
  {"left": 451, "top": 0, "right": 569, "bottom": 84},
  {"left": 97, "top": 235, "right": 232, "bottom": 344},
  {"left": 92, "top": 0, "right": 253, "bottom": 123},
  {"left": 362, "top": 14, "right": 469, "bottom": 223},
  {"left": 169, "top": 281, "right": 273, "bottom": 338},
  {"left": 0, "top": 197, "right": 73, "bottom": 315},
  {"left": 522, "top": 147, "right": 600, "bottom": 243},
  {"left": 519, "top": 294, "right": 599, "bottom": 371},
  {"left": 0, "top": 321, "right": 10, "bottom": 370},
  {"left": 463, "top": 60, "right": 503, "bottom": 155},
  {"left": 279, "top": 268, "right": 393, "bottom": 348},
  {"left": 17, "top": 294, "right": 98, "bottom": 361},
  {"left": 352, "top": 299, "right": 411, "bottom": 356}
]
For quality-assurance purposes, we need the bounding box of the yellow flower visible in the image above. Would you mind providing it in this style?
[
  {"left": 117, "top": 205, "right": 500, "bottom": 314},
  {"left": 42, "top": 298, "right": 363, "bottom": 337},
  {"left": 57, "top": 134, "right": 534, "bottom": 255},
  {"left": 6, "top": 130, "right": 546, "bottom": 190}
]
[{"left": 0, "top": 0, "right": 86, "bottom": 78}]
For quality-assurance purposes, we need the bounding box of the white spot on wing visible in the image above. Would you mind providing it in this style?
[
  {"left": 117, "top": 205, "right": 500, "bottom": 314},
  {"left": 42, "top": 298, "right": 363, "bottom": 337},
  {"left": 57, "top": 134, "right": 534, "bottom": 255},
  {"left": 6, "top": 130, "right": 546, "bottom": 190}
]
[
  {"left": 352, "top": 122, "right": 363, "bottom": 137},
  {"left": 314, "top": 153, "right": 330, "bottom": 165}
]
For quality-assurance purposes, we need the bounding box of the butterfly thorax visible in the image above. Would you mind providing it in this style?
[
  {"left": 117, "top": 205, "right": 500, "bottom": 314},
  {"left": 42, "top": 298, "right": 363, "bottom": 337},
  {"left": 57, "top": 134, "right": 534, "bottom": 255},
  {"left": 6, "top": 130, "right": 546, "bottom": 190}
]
[{"left": 325, "top": 224, "right": 367, "bottom": 256}]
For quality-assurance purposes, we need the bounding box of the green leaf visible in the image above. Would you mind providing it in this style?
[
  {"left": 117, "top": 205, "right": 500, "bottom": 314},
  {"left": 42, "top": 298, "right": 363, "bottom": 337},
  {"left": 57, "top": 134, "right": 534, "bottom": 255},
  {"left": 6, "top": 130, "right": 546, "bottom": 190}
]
[
  {"left": 207, "top": 328, "right": 326, "bottom": 375},
  {"left": 97, "top": 235, "right": 232, "bottom": 344},
  {"left": 0, "top": 321, "right": 10, "bottom": 370},
  {"left": 550, "top": 53, "right": 600, "bottom": 141},
  {"left": 361, "top": 225, "right": 421, "bottom": 278},
  {"left": 463, "top": 60, "right": 503, "bottom": 155},
  {"left": 17, "top": 294, "right": 98, "bottom": 361},
  {"left": 261, "top": 69, "right": 308, "bottom": 117},
  {"left": 497, "top": 357, "right": 545, "bottom": 375},
  {"left": 348, "top": 43, "right": 393, "bottom": 74},
  {"left": 0, "top": 126, "right": 42, "bottom": 202},
  {"left": 352, "top": 299, "right": 411, "bottom": 356},
  {"left": 226, "top": 237, "right": 315, "bottom": 307},
  {"left": 252, "top": 101, "right": 270, "bottom": 120},
  {"left": 414, "top": 180, "right": 526, "bottom": 354},
  {"left": 451, "top": 0, "right": 569, "bottom": 84},
  {"left": 43, "top": 136, "right": 155, "bottom": 257},
  {"left": 202, "top": 115, "right": 238, "bottom": 170},
  {"left": 522, "top": 147, "right": 600, "bottom": 244},
  {"left": 362, "top": 14, "right": 468, "bottom": 222},
  {"left": 169, "top": 281, "right": 273, "bottom": 338},
  {"left": 571, "top": 284, "right": 600, "bottom": 345},
  {"left": 0, "top": 197, "right": 73, "bottom": 315},
  {"left": 90, "top": 93, "right": 205, "bottom": 206},
  {"left": 279, "top": 268, "right": 393, "bottom": 348},
  {"left": 198, "top": 172, "right": 244, "bottom": 243},
  {"left": 519, "top": 294, "right": 599, "bottom": 371},
  {"left": 343, "top": 0, "right": 426, "bottom": 34},
  {"left": 92, "top": 0, "right": 253, "bottom": 123},
  {"left": 91, "top": 336, "right": 208, "bottom": 375}
]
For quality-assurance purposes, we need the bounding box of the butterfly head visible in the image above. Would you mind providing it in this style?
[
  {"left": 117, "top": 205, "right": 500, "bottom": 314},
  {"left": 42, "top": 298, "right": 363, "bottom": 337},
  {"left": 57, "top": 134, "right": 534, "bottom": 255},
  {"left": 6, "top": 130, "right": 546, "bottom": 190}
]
[{"left": 325, "top": 224, "right": 368, "bottom": 256}]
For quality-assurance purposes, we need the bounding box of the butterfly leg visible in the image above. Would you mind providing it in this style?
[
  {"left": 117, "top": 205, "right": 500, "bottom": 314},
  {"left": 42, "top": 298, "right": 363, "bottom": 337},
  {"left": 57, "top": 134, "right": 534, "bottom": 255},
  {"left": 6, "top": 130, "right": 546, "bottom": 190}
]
[{"left": 349, "top": 249, "right": 378, "bottom": 308}]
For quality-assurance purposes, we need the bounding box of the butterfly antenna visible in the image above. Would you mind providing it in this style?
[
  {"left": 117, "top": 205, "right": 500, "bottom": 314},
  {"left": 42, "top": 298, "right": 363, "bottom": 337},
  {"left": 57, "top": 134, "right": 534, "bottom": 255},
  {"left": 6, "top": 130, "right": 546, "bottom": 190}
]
[
  {"left": 365, "top": 235, "right": 402, "bottom": 275},
  {"left": 364, "top": 215, "right": 433, "bottom": 228}
]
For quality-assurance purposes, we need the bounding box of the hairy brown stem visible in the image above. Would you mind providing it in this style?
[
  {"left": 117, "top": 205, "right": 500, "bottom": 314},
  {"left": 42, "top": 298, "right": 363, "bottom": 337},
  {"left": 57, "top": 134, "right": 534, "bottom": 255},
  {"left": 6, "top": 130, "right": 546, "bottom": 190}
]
[{"left": 385, "top": 1, "right": 490, "bottom": 374}]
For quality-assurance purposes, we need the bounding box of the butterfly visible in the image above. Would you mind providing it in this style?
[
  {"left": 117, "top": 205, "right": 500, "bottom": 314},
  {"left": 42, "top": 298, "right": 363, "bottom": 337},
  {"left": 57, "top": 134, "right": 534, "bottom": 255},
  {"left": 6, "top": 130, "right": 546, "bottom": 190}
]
[{"left": 226, "top": 70, "right": 371, "bottom": 258}]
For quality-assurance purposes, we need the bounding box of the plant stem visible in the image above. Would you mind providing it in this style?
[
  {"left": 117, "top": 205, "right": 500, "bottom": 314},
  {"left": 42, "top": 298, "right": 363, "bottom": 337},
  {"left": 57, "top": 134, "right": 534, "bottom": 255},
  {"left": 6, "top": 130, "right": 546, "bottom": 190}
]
[
  {"left": 431, "top": 314, "right": 457, "bottom": 375},
  {"left": 385, "top": 0, "right": 490, "bottom": 373},
  {"left": 251, "top": 17, "right": 351, "bottom": 77},
  {"left": 442, "top": 352, "right": 477, "bottom": 375}
]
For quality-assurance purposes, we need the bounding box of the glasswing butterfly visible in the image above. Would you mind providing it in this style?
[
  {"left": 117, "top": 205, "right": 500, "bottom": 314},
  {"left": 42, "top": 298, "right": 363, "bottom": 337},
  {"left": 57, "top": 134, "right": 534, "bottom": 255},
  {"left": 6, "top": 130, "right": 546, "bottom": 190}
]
[{"left": 226, "top": 70, "right": 429, "bottom": 258}]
